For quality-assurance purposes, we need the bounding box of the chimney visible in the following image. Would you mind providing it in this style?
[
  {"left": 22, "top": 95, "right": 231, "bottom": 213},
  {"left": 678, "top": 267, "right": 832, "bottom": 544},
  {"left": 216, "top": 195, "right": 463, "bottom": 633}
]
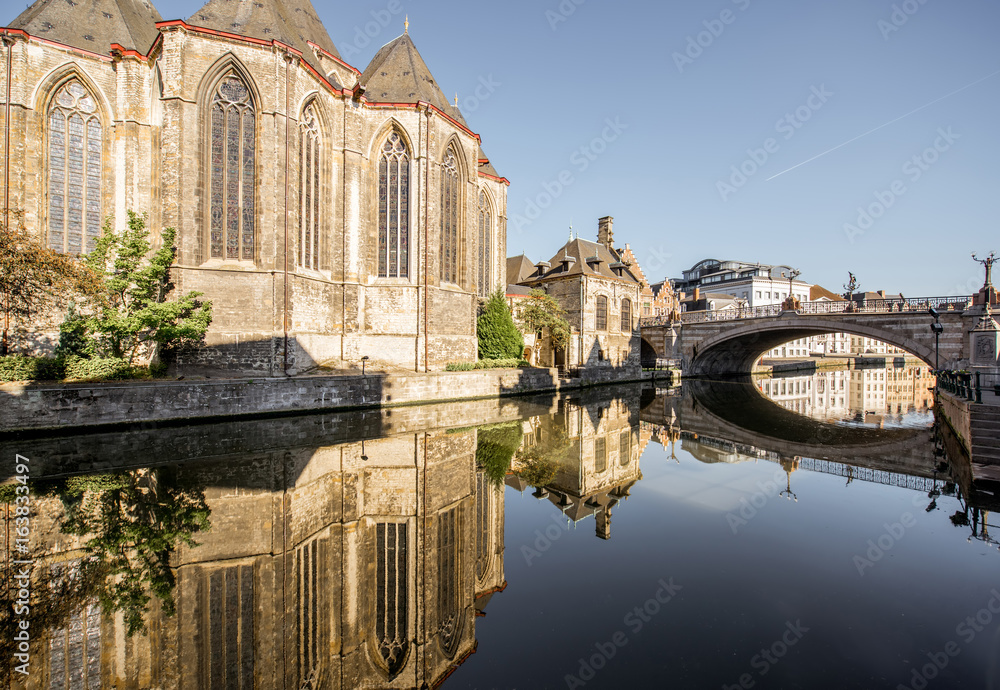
[
  {"left": 694, "top": 287, "right": 700, "bottom": 301},
  {"left": 596, "top": 508, "right": 611, "bottom": 541},
  {"left": 597, "top": 216, "right": 614, "bottom": 251}
]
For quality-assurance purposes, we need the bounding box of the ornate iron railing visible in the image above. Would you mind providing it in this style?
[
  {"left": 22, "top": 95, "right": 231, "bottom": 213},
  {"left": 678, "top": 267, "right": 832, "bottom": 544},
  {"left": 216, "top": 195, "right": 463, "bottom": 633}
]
[
  {"left": 639, "top": 296, "right": 971, "bottom": 327},
  {"left": 938, "top": 369, "right": 1000, "bottom": 403}
]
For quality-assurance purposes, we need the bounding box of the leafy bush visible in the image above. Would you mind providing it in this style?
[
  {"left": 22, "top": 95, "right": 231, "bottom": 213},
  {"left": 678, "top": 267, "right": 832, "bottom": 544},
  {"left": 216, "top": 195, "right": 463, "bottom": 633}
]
[
  {"left": 0, "top": 355, "right": 66, "bottom": 382},
  {"left": 64, "top": 356, "right": 140, "bottom": 382},
  {"left": 477, "top": 289, "right": 524, "bottom": 360},
  {"left": 517, "top": 458, "right": 558, "bottom": 488},
  {"left": 476, "top": 422, "right": 524, "bottom": 485},
  {"left": 445, "top": 362, "right": 475, "bottom": 371}
]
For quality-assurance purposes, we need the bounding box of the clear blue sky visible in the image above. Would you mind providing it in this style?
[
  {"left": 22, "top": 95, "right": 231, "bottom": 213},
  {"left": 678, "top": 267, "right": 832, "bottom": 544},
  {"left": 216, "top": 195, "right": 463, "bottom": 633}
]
[{"left": 4, "top": 0, "right": 998, "bottom": 296}]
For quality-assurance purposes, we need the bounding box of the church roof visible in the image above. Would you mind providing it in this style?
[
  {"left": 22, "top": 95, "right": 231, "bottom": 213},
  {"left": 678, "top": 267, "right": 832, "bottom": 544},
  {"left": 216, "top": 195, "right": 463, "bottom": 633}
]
[
  {"left": 478, "top": 147, "right": 500, "bottom": 178},
  {"left": 506, "top": 254, "right": 537, "bottom": 286},
  {"left": 7, "top": 0, "right": 162, "bottom": 54},
  {"left": 360, "top": 32, "right": 466, "bottom": 124},
  {"left": 532, "top": 238, "right": 641, "bottom": 285},
  {"left": 188, "top": 0, "right": 339, "bottom": 62}
]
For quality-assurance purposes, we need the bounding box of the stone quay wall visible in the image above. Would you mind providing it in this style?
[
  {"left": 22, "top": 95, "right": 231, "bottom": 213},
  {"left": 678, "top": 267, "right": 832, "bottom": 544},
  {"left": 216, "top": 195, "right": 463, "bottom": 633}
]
[{"left": 0, "top": 366, "right": 646, "bottom": 433}]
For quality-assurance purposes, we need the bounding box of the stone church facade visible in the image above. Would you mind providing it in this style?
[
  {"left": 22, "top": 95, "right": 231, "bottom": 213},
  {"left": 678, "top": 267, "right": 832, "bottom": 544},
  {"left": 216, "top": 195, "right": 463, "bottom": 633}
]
[{"left": 1, "top": 0, "right": 509, "bottom": 374}]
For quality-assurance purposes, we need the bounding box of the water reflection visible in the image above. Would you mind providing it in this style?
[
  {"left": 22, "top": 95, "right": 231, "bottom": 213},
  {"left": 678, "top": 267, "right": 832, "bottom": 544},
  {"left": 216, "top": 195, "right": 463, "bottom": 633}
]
[
  {"left": 753, "top": 363, "right": 936, "bottom": 428},
  {"left": 1, "top": 375, "right": 997, "bottom": 688}
]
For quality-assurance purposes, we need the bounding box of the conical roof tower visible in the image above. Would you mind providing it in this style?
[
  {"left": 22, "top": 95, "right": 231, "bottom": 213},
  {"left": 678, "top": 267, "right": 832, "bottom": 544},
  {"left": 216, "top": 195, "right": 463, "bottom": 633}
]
[
  {"left": 6, "top": 0, "right": 162, "bottom": 54},
  {"left": 360, "top": 28, "right": 465, "bottom": 123},
  {"left": 188, "top": 0, "right": 339, "bottom": 61}
]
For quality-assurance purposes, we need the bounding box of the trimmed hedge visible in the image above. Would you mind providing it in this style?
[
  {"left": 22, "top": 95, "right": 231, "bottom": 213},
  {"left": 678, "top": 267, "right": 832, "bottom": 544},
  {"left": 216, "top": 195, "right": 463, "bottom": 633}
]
[
  {"left": 445, "top": 359, "right": 531, "bottom": 372},
  {"left": 0, "top": 355, "right": 161, "bottom": 383},
  {"left": 64, "top": 356, "right": 137, "bottom": 381},
  {"left": 0, "top": 355, "right": 66, "bottom": 382}
]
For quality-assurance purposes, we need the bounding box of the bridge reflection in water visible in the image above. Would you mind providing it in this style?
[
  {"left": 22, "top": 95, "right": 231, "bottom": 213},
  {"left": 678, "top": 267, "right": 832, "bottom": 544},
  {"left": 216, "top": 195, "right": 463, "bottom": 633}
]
[{"left": 2, "top": 376, "right": 998, "bottom": 688}]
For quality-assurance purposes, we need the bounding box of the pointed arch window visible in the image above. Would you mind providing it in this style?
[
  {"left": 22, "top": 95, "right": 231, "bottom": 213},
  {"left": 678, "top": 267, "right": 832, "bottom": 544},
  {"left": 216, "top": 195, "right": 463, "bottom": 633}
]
[
  {"left": 438, "top": 506, "right": 462, "bottom": 658},
  {"left": 477, "top": 191, "right": 492, "bottom": 297},
  {"left": 440, "top": 149, "right": 460, "bottom": 283},
  {"left": 378, "top": 132, "right": 410, "bottom": 278},
  {"left": 209, "top": 74, "right": 255, "bottom": 261},
  {"left": 298, "top": 103, "right": 321, "bottom": 270},
  {"left": 375, "top": 522, "right": 408, "bottom": 677},
  {"left": 48, "top": 80, "right": 102, "bottom": 255},
  {"left": 475, "top": 471, "right": 494, "bottom": 583}
]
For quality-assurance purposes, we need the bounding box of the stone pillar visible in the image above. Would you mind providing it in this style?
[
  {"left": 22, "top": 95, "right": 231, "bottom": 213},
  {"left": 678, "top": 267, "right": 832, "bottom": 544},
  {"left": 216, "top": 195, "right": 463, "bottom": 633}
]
[{"left": 970, "top": 307, "right": 1000, "bottom": 373}]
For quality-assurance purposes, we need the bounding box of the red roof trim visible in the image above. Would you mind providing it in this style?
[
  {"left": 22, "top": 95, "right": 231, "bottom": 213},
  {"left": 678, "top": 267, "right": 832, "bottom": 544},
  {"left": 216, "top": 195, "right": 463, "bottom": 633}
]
[
  {"left": 478, "top": 171, "right": 510, "bottom": 186},
  {"left": 306, "top": 40, "right": 361, "bottom": 75},
  {"left": 156, "top": 21, "right": 344, "bottom": 95},
  {"left": 363, "top": 100, "right": 482, "bottom": 142},
  {"left": 1, "top": 28, "right": 114, "bottom": 62}
]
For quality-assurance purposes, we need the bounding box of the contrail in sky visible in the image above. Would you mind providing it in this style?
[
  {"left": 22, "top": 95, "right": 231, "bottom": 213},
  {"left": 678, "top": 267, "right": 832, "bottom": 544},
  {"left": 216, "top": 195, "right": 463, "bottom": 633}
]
[{"left": 765, "top": 69, "right": 1000, "bottom": 182}]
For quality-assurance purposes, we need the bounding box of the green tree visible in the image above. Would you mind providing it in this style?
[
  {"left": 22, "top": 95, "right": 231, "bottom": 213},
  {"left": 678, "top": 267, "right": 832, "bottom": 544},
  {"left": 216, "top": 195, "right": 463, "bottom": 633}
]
[
  {"left": 477, "top": 289, "right": 524, "bottom": 360},
  {"left": 0, "top": 212, "right": 95, "bottom": 355},
  {"left": 55, "top": 469, "right": 211, "bottom": 635},
  {"left": 516, "top": 289, "right": 571, "bottom": 362},
  {"left": 80, "top": 211, "right": 212, "bottom": 363},
  {"left": 476, "top": 422, "right": 524, "bottom": 485}
]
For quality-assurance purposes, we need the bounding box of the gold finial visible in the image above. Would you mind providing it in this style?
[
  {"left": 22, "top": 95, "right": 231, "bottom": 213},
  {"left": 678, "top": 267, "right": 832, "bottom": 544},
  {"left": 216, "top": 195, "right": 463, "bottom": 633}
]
[
  {"left": 454, "top": 93, "right": 459, "bottom": 107},
  {"left": 404, "top": 15, "right": 409, "bottom": 33}
]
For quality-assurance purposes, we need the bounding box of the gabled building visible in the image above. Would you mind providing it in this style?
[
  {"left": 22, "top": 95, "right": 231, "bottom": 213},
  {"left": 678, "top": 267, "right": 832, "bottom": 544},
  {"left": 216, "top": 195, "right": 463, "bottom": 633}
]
[
  {"left": 1, "top": 0, "right": 509, "bottom": 373},
  {"left": 512, "top": 217, "right": 642, "bottom": 370}
]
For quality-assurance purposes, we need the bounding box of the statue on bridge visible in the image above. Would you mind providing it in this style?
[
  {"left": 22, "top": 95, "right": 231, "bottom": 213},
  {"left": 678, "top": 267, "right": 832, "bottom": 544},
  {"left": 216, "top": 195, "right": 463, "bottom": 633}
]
[{"left": 972, "top": 252, "right": 998, "bottom": 306}]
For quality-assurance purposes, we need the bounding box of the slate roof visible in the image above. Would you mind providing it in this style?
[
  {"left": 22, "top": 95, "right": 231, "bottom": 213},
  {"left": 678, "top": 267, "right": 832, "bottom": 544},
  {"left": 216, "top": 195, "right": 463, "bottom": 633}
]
[
  {"left": 531, "top": 238, "right": 641, "bottom": 285},
  {"left": 360, "top": 32, "right": 466, "bottom": 124},
  {"left": 506, "top": 254, "right": 537, "bottom": 286},
  {"left": 188, "top": 0, "right": 339, "bottom": 62},
  {"left": 478, "top": 146, "right": 500, "bottom": 178},
  {"left": 7, "top": 0, "right": 162, "bottom": 54}
]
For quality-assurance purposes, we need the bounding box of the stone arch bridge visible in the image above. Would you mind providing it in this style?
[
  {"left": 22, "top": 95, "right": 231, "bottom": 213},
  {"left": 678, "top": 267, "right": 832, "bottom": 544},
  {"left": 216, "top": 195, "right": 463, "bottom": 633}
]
[{"left": 640, "top": 298, "right": 976, "bottom": 376}]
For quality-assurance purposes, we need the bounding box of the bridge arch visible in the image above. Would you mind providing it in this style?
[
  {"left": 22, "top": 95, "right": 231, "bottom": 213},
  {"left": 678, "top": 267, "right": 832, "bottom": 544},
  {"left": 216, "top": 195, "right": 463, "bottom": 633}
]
[{"left": 689, "top": 315, "right": 942, "bottom": 376}]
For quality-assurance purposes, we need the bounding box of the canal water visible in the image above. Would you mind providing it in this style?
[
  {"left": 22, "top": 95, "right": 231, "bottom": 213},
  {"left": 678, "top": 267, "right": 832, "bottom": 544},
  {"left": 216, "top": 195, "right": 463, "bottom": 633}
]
[{"left": 2, "top": 364, "right": 998, "bottom": 689}]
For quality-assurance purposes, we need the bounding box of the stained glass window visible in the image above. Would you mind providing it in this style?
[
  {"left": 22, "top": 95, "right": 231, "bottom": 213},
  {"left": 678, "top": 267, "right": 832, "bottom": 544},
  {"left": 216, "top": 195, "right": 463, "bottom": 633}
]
[
  {"left": 210, "top": 74, "right": 255, "bottom": 261},
  {"left": 376, "top": 522, "right": 408, "bottom": 677},
  {"left": 440, "top": 149, "right": 460, "bottom": 283},
  {"left": 621, "top": 298, "right": 632, "bottom": 332},
  {"left": 298, "top": 104, "right": 321, "bottom": 270},
  {"left": 477, "top": 191, "right": 492, "bottom": 297},
  {"left": 378, "top": 132, "right": 409, "bottom": 278},
  {"left": 48, "top": 80, "right": 101, "bottom": 254},
  {"left": 595, "top": 295, "right": 608, "bottom": 331}
]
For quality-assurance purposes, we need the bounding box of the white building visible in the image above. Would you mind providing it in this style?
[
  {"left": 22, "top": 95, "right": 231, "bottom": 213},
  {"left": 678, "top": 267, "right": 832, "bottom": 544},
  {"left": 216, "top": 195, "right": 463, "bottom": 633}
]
[{"left": 671, "top": 259, "right": 811, "bottom": 309}]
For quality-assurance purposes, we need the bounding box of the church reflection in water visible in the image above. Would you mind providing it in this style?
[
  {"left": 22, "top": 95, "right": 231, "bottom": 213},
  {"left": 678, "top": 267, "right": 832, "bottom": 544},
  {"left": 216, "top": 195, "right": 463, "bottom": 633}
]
[
  {"left": 7, "top": 388, "right": 640, "bottom": 689},
  {"left": 7, "top": 374, "right": 995, "bottom": 688}
]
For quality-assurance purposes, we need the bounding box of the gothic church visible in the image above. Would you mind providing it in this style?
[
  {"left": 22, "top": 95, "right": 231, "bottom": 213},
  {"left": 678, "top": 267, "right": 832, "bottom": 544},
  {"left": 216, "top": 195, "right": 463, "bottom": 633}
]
[{"left": 1, "top": 0, "right": 509, "bottom": 373}]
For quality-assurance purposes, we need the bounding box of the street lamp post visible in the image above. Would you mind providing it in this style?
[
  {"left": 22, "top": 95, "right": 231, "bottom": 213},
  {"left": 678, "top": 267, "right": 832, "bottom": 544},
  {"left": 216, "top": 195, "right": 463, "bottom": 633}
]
[{"left": 929, "top": 308, "right": 943, "bottom": 372}]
